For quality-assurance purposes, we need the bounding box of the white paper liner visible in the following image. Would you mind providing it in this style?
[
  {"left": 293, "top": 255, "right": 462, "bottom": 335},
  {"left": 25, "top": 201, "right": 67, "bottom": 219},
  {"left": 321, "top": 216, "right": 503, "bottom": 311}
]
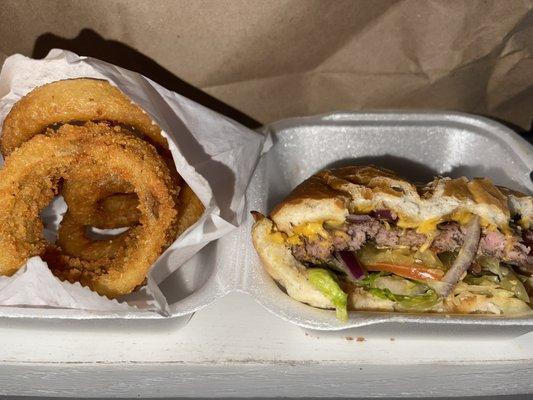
[
  {"left": 0, "top": 49, "right": 266, "bottom": 314},
  {"left": 0, "top": 257, "right": 133, "bottom": 311}
]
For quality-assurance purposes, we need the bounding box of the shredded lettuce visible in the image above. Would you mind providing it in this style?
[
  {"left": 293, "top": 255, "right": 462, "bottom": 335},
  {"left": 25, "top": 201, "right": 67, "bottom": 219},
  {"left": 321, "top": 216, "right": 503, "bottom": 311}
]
[
  {"left": 356, "top": 271, "right": 387, "bottom": 287},
  {"left": 373, "top": 275, "right": 426, "bottom": 296},
  {"left": 357, "top": 272, "right": 425, "bottom": 294},
  {"left": 499, "top": 269, "right": 529, "bottom": 303},
  {"left": 356, "top": 272, "right": 439, "bottom": 311},
  {"left": 469, "top": 257, "right": 529, "bottom": 303},
  {"left": 308, "top": 268, "right": 348, "bottom": 322},
  {"left": 368, "top": 287, "right": 439, "bottom": 311}
]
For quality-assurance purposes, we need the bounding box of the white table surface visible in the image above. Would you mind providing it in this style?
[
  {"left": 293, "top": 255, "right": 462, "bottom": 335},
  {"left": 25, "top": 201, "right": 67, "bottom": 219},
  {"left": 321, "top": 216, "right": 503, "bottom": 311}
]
[{"left": 0, "top": 291, "right": 531, "bottom": 398}]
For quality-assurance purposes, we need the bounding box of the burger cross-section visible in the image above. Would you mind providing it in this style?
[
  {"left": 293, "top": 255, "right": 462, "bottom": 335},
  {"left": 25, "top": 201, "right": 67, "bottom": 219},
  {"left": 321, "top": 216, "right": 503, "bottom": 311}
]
[{"left": 252, "top": 165, "right": 532, "bottom": 321}]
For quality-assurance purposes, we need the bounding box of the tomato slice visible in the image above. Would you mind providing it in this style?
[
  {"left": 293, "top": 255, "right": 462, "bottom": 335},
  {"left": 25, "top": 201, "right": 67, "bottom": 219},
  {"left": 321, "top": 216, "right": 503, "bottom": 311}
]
[{"left": 365, "top": 262, "right": 444, "bottom": 282}]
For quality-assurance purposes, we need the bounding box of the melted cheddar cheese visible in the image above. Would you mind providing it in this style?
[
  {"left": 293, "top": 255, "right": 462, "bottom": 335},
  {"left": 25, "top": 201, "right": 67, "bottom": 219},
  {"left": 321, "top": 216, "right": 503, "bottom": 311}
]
[
  {"left": 353, "top": 203, "right": 374, "bottom": 213},
  {"left": 395, "top": 216, "right": 419, "bottom": 229},
  {"left": 272, "top": 208, "right": 512, "bottom": 248},
  {"left": 451, "top": 210, "right": 472, "bottom": 225},
  {"left": 283, "top": 220, "right": 344, "bottom": 246},
  {"left": 416, "top": 218, "right": 442, "bottom": 235},
  {"left": 286, "top": 235, "right": 303, "bottom": 245},
  {"left": 292, "top": 222, "right": 329, "bottom": 239},
  {"left": 268, "top": 231, "right": 287, "bottom": 244}
]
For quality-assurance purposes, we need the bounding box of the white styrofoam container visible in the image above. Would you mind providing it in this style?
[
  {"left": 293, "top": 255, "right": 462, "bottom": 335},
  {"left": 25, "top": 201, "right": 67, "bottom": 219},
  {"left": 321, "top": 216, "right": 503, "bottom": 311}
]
[
  {"left": 1, "top": 110, "right": 532, "bottom": 333},
  {"left": 241, "top": 111, "right": 533, "bottom": 331}
]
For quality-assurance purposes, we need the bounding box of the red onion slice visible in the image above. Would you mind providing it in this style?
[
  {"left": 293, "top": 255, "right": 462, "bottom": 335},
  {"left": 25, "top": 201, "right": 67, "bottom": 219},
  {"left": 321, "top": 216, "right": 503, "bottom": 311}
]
[
  {"left": 335, "top": 251, "right": 366, "bottom": 280},
  {"left": 438, "top": 215, "right": 481, "bottom": 297}
]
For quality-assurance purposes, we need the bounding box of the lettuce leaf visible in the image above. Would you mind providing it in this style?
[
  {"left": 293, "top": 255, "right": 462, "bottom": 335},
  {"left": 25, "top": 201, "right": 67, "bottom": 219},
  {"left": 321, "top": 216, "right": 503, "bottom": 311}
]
[
  {"left": 499, "top": 269, "right": 529, "bottom": 303},
  {"left": 308, "top": 268, "right": 348, "bottom": 322},
  {"left": 368, "top": 287, "right": 439, "bottom": 311},
  {"left": 468, "top": 258, "right": 529, "bottom": 303},
  {"left": 356, "top": 271, "right": 387, "bottom": 287}
]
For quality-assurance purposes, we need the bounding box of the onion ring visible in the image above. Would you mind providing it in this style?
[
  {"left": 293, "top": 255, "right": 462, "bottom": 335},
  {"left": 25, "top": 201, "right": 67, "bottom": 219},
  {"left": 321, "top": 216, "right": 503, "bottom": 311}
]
[
  {"left": 58, "top": 180, "right": 204, "bottom": 267},
  {"left": 98, "top": 193, "right": 140, "bottom": 227},
  {"left": 62, "top": 164, "right": 141, "bottom": 229},
  {"left": 62, "top": 152, "right": 181, "bottom": 230},
  {"left": 1, "top": 78, "right": 169, "bottom": 232},
  {"left": 0, "top": 123, "right": 178, "bottom": 298},
  {"left": 56, "top": 211, "right": 134, "bottom": 261},
  {"left": 1, "top": 78, "right": 167, "bottom": 156}
]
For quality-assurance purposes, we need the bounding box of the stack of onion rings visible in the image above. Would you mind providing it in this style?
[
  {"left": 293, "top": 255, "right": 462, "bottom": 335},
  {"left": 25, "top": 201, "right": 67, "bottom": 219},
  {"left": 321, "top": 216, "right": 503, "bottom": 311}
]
[
  {"left": 0, "top": 123, "right": 180, "bottom": 297},
  {"left": 0, "top": 78, "right": 205, "bottom": 298},
  {"left": 1, "top": 78, "right": 171, "bottom": 232}
]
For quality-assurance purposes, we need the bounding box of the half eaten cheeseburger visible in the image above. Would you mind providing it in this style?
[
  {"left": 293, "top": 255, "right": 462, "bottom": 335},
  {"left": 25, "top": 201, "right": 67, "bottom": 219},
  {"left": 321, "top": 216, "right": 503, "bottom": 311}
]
[{"left": 252, "top": 166, "right": 533, "bottom": 321}]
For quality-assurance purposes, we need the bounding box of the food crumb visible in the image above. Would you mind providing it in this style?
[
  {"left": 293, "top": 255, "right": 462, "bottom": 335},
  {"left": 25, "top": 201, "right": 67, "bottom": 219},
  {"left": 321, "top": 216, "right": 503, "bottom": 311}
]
[
  {"left": 390, "top": 337, "right": 395, "bottom": 341},
  {"left": 346, "top": 336, "right": 353, "bottom": 341},
  {"left": 356, "top": 337, "right": 365, "bottom": 342}
]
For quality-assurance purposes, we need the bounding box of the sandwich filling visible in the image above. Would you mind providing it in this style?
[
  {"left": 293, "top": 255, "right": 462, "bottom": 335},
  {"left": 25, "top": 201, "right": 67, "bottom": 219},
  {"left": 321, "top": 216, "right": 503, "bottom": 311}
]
[
  {"left": 289, "top": 212, "right": 531, "bottom": 270},
  {"left": 271, "top": 210, "right": 532, "bottom": 318}
]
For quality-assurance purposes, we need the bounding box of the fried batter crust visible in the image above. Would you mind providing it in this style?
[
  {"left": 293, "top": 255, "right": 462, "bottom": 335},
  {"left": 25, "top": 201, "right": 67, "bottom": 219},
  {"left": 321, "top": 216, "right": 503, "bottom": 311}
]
[
  {"left": 1, "top": 78, "right": 167, "bottom": 155},
  {"left": 0, "top": 123, "right": 178, "bottom": 298}
]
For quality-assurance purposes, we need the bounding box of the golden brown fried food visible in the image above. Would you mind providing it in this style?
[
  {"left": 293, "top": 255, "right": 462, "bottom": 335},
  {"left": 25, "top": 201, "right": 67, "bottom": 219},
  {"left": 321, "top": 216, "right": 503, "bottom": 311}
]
[
  {"left": 0, "top": 123, "right": 178, "bottom": 298},
  {"left": 1, "top": 78, "right": 167, "bottom": 156},
  {"left": 59, "top": 175, "right": 204, "bottom": 275},
  {"left": 0, "top": 129, "right": 80, "bottom": 275},
  {"left": 57, "top": 211, "right": 134, "bottom": 261},
  {"left": 62, "top": 152, "right": 182, "bottom": 230},
  {"left": 174, "top": 183, "right": 205, "bottom": 237},
  {"left": 62, "top": 165, "right": 141, "bottom": 229},
  {"left": 1, "top": 78, "right": 176, "bottom": 233},
  {"left": 98, "top": 194, "right": 140, "bottom": 226}
]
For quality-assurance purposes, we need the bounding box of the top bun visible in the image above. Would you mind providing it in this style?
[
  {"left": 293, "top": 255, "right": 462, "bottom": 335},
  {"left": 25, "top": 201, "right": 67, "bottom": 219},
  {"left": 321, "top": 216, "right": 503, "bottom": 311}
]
[{"left": 271, "top": 165, "right": 530, "bottom": 233}]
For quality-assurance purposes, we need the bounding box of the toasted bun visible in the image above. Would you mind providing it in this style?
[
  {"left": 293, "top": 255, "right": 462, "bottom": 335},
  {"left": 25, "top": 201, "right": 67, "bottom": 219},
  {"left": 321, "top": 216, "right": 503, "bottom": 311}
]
[
  {"left": 253, "top": 215, "right": 405, "bottom": 311},
  {"left": 271, "top": 165, "right": 530, "bottom": 231},
  {"left": 252, "top": 216, "right": 333, "bottom": 309},
  {"left": 498, "top": 186, "right": 533, "bottom": 229},
  {"left": 271, "top": 174, "right": 350, "bottom": 234},
  {"left": 252, "top": 216, "right": 412, "bottom": 311}
]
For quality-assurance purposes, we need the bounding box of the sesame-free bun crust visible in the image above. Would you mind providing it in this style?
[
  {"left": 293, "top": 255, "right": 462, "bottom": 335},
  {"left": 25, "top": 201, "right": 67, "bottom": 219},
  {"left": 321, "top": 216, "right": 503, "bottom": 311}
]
[
  {"left": 271, "top": 165, "right": 529, "bottom": 232},
  {"left": 253, "top": 215, "right": 402, "bottom": 311},
  {"left": 253, "top": 214, "right": 531, "bottom": 315}
]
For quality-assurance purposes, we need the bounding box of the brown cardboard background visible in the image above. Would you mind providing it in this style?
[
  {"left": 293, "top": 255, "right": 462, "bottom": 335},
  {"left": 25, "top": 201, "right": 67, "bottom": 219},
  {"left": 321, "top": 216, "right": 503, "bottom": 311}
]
[{"left": 0, "top": 0, "right": 531, "bottom": 131}]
